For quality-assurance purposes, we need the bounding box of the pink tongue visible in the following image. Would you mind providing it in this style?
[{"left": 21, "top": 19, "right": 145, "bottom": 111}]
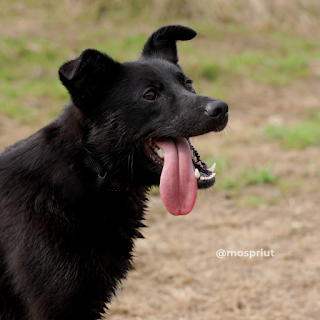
[{"left": 155, "top": 138, "right": 198, "bottom": 216}]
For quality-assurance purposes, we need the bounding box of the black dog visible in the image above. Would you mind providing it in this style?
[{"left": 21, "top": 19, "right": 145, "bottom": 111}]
[{"left": 0, "top": 25, "right": 228, "bottom": 319}]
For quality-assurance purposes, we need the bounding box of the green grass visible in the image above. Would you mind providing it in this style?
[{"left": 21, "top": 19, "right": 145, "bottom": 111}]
[
  {"left": 236, "top": 195, "right": 277, "bottom": 208},
  {"left": 264, "top": 114, "right": 320, "bottom": 149},
  {"left": 1, "top": 1, "right": 320, "bottom": 122},
  {"left": 215, "top": 165, "right": 280, "bottom": 207},
  {"left": 215, "top": 164, "right": 277, "bottom": 191},
  {"left": 218, "top": 176, "right": 238, "bottom": 190},
  {"left": 214, "top": 164, "right": 279, "bottom": 206},
  {"left": 0, "top": 32, "right": 148, "bottom": 122},
  {"left": 240, "top": 166, "right": 277, "bottom": 186},
  {"left": 223, "top": 50, "right": 311, "bottom": 85},
  {"left": 277, "top": 180, "right": 302, "bottom": 198},
  {"left": 201, "top": 62, "right": 220, "bottom": 81},
  {"left": 181, "top": 31, "right": 318, "bottom": 90},
  {"left": 0, "top": 36, "right": 69, "bottom": 121}
]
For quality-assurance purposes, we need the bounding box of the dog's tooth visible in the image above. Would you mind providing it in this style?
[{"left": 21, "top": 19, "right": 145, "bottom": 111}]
[
  {"left": 156, "top": 148, "right": 164, "bottom": 158},
  {"left": 199, "top": 172, "right": 216, "bottom": 181},
  {"left": 206, "top": 172, "right": 216, "bottom": 179},
  {"left": 153, "top": 145, "right": 160, "bottom": 152},
  {"left": 208, "top": 163, "right": 216, "bottom": 173},
  {"left": 195, "top": 169, "right": 200, "bottom": 179}
]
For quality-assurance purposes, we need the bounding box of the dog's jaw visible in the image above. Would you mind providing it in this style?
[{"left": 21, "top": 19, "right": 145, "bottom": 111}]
[{"left": 143, "top": 137, "right": 217, "bottom": 215}]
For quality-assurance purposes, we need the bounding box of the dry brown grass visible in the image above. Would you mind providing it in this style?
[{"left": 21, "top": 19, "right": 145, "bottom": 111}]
[
  {"left": 74, "top": 0, "right": 320, "bottom": 35},
  {"left": 2, "top": 0, "right": 320, "bottom": 36}
]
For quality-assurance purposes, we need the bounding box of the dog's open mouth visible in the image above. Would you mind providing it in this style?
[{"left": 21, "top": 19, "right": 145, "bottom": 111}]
[{"left": 144, "top": 137, "right": 216, "bottom": 216}]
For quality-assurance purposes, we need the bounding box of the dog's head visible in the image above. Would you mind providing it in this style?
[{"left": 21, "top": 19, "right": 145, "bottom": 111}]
[{"left": 59, "top": 25, "right": 228, "bottom": 215}]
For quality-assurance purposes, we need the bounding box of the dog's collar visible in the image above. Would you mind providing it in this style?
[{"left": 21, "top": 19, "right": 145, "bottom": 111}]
[
  {"left": 83, "top": 151, "right": 129, "bottom": 192},
  {"left": 84, "top": 153, "right": 107, "bottom": 180}
]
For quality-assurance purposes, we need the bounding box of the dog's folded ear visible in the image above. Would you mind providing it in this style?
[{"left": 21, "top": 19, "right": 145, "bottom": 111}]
[
  {"left": 59, "top": 49, "right": 119, "bottom": 108},
  {"left": 141, "top": 25, "right": 196, "bottom": 64}
]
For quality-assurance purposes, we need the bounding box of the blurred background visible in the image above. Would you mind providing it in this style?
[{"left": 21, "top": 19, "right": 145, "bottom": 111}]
[{"left": 0, "top": 1, "right": 320, "bottom": 319}]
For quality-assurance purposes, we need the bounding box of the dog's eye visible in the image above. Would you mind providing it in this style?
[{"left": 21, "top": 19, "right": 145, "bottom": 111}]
[
  {"left": 186, "top": 80, "right": 194, "bottom": 92},
  {"left": 143, "top": 90, "right": 158, "bottom": 101}
]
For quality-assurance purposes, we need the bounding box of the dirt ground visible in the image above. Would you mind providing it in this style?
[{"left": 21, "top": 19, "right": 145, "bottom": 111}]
[
  {"left": 105, "top": 80, "right": 320, "bottom": 320},
  {"left": 1, "top": 78, "right": 319, "bottom": 320}
]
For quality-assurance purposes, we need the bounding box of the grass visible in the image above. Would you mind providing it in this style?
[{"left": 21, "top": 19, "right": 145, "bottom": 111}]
[
  {"left": 0, "top": 1, "right": 318, "bottom": 210},
  {"left": 236, "top": 195, "right": 278, "bottom": 208},
  {"left": 0, "top": 36, "right": 69, "bottom": 122},
  {"left": 216, "top": 165, "right": 277, "bottom": 191},
  {"left": 66, "top": 0, "right": 320, "bottom": 35},
  {"left": 240, "top": 166, "right": 277, "bottom": 186},
  {"left": 277, "top": 180, "right": 302, "bottom": 198},
  {"left": 182, "top": 31, "right": 318, "bottom": 87},
  {"left": 215, "top": 164, "right": 280, "bottom": 207},
  {"left": 1, "top": 1, "right": 320, "bottom": 122},
  {"left": 0, "top": 32, "right": 148, "bottom": 122},
  {"left": 214, "top": 164, "right": 280, "bottom": 207},
  {"left": 222, "top": 50, "right": 311, "bottom": 86},
  {"left": 264, "top": 114, "right": 320, "bottom": 149}
]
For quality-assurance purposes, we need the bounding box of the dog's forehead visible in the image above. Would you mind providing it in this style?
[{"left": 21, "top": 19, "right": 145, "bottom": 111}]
[{"left": 123, "top": 59, "right": 186, "bottom": 84}]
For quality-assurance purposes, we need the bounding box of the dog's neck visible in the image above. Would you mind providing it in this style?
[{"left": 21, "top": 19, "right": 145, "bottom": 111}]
[
  {"left": 83, "top": 151, "right": 130, "bottom": 192},
  {"left": 57, "top": 104, "right": 132, "bottom": 193}
]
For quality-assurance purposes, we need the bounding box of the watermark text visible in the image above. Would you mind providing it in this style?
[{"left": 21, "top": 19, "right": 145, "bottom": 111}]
[{"left": 216, "top": 249, "right": 275, "bottom": 259}]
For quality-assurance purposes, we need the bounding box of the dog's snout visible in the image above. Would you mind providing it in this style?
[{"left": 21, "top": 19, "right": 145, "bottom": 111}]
[{"left": 205, "top": 100, "right": 228, "bottom": 119}]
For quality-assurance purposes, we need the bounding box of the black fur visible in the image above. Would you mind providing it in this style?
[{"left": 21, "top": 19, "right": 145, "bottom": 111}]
[{"left": 0, "top": 25, "right": 228, "bottom": 319}]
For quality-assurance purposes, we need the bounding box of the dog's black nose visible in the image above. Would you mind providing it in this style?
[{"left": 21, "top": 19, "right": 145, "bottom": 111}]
[{"left": 205, "top": 100, "right": 228, "bottom": 120}]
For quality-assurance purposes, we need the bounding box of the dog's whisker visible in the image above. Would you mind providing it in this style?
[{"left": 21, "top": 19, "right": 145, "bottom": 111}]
[{"left": 226, "top": 124, "right": 233, "bottom": 135}]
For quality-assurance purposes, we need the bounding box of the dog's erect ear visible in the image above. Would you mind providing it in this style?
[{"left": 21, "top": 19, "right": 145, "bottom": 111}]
[
  {"left": 59, "top": 49, "right": 119, "bottom": 107},
  {"left": 141, "top": 25, "right": 196, "bottom": 64}
]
